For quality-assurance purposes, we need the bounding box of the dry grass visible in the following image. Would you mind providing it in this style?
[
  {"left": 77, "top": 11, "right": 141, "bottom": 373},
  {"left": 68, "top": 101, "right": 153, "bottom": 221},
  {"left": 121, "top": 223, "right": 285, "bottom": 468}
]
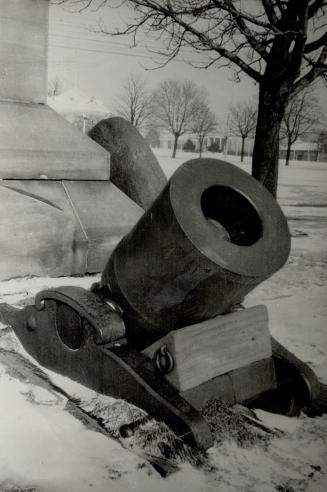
[
  {"left": 131, "top": 399, "right": 271, "bottom": 469},
  {"left": 132, "top": 419, "right": 210, "bottom": 469},
  {"left": 76, "top": 393, "right": 272, "bottom": 471},
  {"left": 202, "top": 399, "right": 270, "bottom": 449}
]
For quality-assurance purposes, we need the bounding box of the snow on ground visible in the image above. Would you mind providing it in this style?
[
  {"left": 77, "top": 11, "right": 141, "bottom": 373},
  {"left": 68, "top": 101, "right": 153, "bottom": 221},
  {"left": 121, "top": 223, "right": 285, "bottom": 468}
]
[{"left": 0, "top": 149, "right": 326, "bottom": 491}]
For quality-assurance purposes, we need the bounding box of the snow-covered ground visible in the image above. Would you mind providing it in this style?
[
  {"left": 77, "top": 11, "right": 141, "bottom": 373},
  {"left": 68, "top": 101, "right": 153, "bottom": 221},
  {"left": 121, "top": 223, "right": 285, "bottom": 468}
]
[{"left": 0, "top": 150, "right": 326, "bottom": 491}]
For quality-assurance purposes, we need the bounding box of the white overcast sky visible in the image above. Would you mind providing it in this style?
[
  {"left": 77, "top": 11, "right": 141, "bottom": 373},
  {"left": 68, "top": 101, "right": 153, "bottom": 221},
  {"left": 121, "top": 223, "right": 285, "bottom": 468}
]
[{"left": 48, "top": 3, "right": 327, "bottom": 123}]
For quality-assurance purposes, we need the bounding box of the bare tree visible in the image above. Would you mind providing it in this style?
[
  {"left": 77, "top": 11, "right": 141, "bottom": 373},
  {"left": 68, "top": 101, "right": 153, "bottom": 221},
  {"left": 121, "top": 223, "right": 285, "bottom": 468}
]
[
  {"left": 56, "top": 0, "right": 327, "bottom": 196},
  {"left": 317, "top": 129, "right": 327, "bottom": 160},
  {"left": 153, "top": 80, "right": 203, "bottom": 158},
  {"left": 280, "top": 89, "right": 320, "bottom": 165},
  {"left": 192, "top": 101, "right": 217, "bottom": 157},
  {"left": 114, "top": 72, "right": 153, "bottom": 130},
  {"left": 47, "top": 76, "right": 63, "bottom": 97},
  {"left": 228, "top": 103, "right": 257, "bottom": 162},
  {"left": 145, "top": 127, "right": 161, "bottom": 148}
]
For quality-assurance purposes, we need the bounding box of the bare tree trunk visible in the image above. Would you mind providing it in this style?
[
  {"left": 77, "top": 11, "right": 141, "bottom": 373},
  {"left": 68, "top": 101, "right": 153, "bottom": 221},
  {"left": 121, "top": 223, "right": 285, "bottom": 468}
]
[
  {"left": 252, "top": 84, "right": 288, "bottom": 197},
  {"left": 285, "top": 137, "right": 292, "bottom": 166},
  {"left": 240, "top": 136, "right": 245, "bottom": 162},
  {"left": 172, "top": 134, "right": 179, "bottom": 158},
  {"left": 199, "top": 136, "right": 203, "bottom": 157}
]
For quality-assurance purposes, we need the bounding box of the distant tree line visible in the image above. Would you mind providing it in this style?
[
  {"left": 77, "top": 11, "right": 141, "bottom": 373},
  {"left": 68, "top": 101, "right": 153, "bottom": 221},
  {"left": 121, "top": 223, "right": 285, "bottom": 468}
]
[
  {"left": 49, "top": 71, "right": 324, "bottom": 163},
  {"left": 115, "top": 73, "right": 322, "bottom": 163},
  {"left": 114, "top": 74, "right": 217, "bottom": 158}
]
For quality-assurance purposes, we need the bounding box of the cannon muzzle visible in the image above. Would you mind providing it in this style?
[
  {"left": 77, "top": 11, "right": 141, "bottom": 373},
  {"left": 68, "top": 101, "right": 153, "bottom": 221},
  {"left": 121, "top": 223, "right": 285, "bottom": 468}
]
[{"left": 101, "top": 158, "right": 291, "bottom": 346}]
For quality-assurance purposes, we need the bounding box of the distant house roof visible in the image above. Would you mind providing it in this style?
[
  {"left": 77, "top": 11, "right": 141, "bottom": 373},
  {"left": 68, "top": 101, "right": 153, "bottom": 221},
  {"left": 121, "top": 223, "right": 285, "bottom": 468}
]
[{"left": 47, "top": 88, "right": 111, "bottom": 116}]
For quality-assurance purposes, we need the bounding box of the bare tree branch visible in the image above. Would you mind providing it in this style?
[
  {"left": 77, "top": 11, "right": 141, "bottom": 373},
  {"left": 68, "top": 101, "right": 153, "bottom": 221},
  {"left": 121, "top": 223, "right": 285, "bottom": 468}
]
[
  {"left": 152, "top": 79, "right": 204, "bottom": 158},
  {"left": 293, "top": 44, "right": 327, "bottom": 96},
  {"left": 114, "top": 72, "right": 153, "bottom": 130},
  {"left": 191, "top": 98, "right": 217, "bottom": 157},
  {"left": 280, "top": 87, "right": 321, "bottom": 165},
  {"left": 305, "top": 31, "right": 327, "bottom": 53},
  {"left": 228, "top": 101, "right": 257, "bottom": 162},
  {"left": 262, "top": 0, "right": 280, "bottom": 25},
  {"left": 308, "top": 0, "right": 327, "bottom": 18}
]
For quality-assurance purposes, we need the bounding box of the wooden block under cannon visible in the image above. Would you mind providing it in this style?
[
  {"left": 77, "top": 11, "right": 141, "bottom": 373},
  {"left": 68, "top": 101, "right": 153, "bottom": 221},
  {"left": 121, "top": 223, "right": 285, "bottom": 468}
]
[{"left": 143, "top": 305, "right": 272, "bottom": 392}]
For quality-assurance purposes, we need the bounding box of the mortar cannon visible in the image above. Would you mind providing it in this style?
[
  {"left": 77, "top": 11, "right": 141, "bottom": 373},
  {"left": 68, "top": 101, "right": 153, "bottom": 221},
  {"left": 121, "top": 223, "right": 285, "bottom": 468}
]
[{"left": 1, "top": 158, "right": 322, "bottom": 450}]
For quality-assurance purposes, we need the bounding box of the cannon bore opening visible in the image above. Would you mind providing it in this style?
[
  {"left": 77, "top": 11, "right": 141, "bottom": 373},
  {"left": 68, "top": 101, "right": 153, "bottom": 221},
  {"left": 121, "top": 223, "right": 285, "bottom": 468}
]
[{"left": 201, "top": 185, "right": 263, "bottom": 246}]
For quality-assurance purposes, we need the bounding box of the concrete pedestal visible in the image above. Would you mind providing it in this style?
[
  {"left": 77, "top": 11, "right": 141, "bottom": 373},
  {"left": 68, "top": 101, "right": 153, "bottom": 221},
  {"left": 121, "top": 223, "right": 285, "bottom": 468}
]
[{"left": 0, "top": 0, "right": 143, "bottom": 280}]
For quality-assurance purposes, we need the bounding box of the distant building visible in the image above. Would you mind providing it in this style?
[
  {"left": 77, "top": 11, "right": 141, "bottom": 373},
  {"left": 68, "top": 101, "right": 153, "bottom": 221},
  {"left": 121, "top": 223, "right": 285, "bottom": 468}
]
[
  {"left": 155, "top": 129, "right": 258, "bottom": 157},
  {"left": 279, "top": 140, "right": 319, "bottom": 161},
  {"left": 148, "top": 127, "right": 326, "bottom": 162},
  {"left": 48, "top": 88, "right": 112, "bottom": 133},
  {"left": 224, "top": 136, "right": 255, "bottom": 157},
  {"left": 157, "top": 130, "right": 226, "bottom": 153}
]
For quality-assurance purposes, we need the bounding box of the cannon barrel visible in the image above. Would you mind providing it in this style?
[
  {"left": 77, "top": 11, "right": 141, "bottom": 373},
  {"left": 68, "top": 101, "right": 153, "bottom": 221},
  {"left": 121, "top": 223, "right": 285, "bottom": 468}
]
[{"left": 101, "top": 158, "right": 290, "bottom": 346}]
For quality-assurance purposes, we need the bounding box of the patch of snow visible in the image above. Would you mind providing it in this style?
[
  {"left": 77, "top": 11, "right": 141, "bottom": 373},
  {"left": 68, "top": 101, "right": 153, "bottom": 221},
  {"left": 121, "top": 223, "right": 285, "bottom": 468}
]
[
  {"left": 0, "top": 371, "right": 146, "bottom": 492},
  {"left": 254, "top": 409, "right": 302, "bottom": 433}
]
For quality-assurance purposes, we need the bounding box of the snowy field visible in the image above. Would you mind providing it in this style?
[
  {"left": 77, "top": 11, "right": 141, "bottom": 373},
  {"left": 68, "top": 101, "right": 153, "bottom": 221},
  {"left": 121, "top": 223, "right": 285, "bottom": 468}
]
[{"left": 0, "top": 150, "right": 326, "bottom": 492}]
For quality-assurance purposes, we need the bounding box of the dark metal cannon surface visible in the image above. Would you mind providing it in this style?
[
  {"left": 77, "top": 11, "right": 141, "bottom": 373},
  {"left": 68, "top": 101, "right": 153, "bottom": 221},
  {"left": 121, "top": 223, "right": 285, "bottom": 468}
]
[
  {"left": 101, "top": 158, "right": 290, "bottom": 347},
  {"left": 1, "top": 158, "right": 323, "bottom": 450}
]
